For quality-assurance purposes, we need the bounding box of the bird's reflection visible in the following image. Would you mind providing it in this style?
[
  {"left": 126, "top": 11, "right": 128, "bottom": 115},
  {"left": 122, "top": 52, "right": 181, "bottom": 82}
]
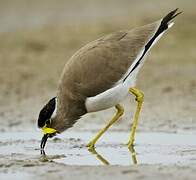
[
  {"left": 88, "top": 147, "right": 110, "bottom": 165},
  {"left": 87, "top": 145, "right": 138, "bottom": 165},
  {"left": 39, "top": 145, "right": 138, "bottom": 165},
  {"left": 39, "top": 150, "right": 50, "bottom": 162},
  {"left": 128, "top": 145, "right": 137, "bottom": 164}
]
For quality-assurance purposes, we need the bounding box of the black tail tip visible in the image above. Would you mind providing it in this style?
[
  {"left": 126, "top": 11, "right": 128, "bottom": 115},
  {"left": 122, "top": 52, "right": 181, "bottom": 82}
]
[
  {"left": 166, "top": 8, "right": 183, "bottom": 21},
  {"left": 171, "top": 8, "right": 183, "bottom": 18},
  {"left": 162, "top": 8, "right": 182, "bottom": 27}
]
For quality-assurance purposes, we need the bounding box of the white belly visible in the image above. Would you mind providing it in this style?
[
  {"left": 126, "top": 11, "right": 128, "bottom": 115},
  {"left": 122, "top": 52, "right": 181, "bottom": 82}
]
[{"left": 85, "top": 83, "right": 130, "bottom": 112}]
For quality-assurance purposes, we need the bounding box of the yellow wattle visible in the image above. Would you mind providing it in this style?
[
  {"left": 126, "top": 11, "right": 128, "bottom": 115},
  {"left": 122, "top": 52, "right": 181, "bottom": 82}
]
[{"left": 42, "top": 125, "right": 57, "bottom": 134}]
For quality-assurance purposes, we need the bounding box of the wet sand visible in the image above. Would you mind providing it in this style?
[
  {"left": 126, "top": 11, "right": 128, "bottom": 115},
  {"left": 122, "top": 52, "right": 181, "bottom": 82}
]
[
  {"left": 1, "top": 131, "right": 196, "bottom": 179},
  {"left": 0, "top": 0, "right": 196, "bottom": 179},
  {"left": 2, "top": 131, "right": 196, "bottom": 166}
]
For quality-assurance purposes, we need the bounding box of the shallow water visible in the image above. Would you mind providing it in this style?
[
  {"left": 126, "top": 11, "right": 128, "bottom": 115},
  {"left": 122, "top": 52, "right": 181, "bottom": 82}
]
[
  {"left": 1, "top": 131, "right": 196, "bottom": 166},
  {"left": 0, "top": 171, "right": 33, "bottom": 180}
]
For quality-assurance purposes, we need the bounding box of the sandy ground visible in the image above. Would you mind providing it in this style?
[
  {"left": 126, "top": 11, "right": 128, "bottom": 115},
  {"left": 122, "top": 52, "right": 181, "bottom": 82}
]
[{"left": 0, "top": 0, "right": 196, "bottom": 179}]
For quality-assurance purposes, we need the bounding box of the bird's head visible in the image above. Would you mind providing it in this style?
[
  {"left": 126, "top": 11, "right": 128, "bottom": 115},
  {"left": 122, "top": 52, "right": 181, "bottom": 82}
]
[{"left": 37, "top": 97, "right": 59, "bottom": 154}]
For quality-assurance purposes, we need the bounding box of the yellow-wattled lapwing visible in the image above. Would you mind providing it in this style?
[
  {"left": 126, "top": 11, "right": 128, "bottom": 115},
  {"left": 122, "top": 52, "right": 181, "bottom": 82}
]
[{"left": 38, "top": 9, "right": 181, "bottom": 153}]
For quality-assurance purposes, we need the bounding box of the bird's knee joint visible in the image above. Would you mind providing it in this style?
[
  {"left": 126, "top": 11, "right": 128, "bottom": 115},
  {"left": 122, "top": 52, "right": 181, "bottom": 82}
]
[
  {"left": 116, "top": 105, "right": 124, "bottom": 116},
  {"left": 118, "top": 109, "right": 124, "bottom": 116},
  {"left": 129, "top": 88, "right": 144, "bottom": 103},
  {"left": 136, "top": 93, "right": 144, "bottom": 103},
  {"left": 118, "top": 106, "right": 124, "bottom": 115}
]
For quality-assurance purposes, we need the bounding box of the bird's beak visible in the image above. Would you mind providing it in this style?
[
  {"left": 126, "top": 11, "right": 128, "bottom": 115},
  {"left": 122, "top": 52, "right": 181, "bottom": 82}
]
[
  {"left": 40, "top": 126, "right": 57, "bottom": 155},
  {"left": 40, "top": 134, "right": 48, "bottom": 155}
]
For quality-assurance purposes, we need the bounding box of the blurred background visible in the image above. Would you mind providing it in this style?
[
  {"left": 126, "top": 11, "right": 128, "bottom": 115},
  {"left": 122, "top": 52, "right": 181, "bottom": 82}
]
[{"left": 0, "top": 0, "right": 195, "bottom": 133}]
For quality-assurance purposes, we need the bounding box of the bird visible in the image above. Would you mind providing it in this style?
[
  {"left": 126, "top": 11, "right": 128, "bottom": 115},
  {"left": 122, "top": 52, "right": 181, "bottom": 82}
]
[{"left": 38, "top": 9, "right": 181, "bottom": 153}]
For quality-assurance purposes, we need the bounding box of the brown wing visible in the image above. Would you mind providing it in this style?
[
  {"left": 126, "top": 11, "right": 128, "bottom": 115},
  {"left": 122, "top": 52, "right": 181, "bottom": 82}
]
[{"left": 58, "top": 21, "right": 161, "bottom": 100}]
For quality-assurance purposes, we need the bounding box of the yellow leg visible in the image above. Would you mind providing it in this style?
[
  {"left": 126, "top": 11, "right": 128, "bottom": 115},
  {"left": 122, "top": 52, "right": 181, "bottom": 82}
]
[
  {"left": 86, "top": 104, "right": 124, "bottom": 150},
  {"left": 127, "top": 87, "right": 144, "bottom": 149}
]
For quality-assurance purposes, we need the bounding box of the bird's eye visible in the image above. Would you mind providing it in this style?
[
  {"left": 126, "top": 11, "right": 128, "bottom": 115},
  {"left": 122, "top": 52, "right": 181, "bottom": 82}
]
[
  {"left": 37, "top": 97, "right": 56, "bottom": 128},
  {"left": 45, "top": 119, "right": 51, "bottom": 126}
]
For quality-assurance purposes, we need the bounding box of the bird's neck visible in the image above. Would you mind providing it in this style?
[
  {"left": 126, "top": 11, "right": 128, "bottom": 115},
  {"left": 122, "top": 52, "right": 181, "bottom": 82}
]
[{"left": 53, "top": 94, "right": 87, "bottom": 132}]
